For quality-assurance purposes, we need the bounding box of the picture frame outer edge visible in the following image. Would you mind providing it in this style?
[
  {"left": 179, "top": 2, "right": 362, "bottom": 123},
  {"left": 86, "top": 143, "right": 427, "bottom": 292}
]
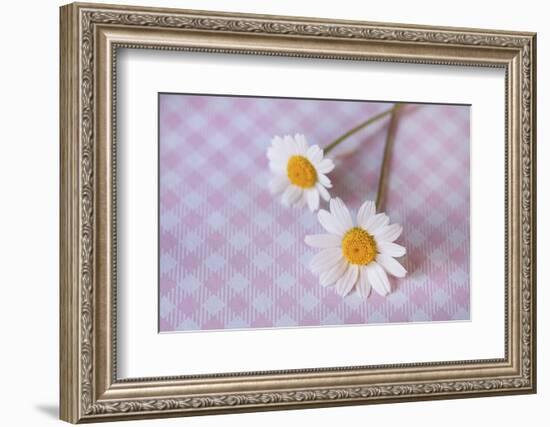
[{"left": 60, "top": 2, "right": 81, "bottom": 424}]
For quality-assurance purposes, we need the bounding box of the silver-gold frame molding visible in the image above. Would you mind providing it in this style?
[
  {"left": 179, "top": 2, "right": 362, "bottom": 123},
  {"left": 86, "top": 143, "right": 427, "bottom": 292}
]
[{"left": 60, "top": 2, "right": 537, "bottom": 423}]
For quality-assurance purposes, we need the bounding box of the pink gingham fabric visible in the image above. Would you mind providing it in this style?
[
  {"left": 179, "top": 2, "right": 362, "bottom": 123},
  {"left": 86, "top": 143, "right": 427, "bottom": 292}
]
[{"left": 159, "top": 94, "right": 470, "bottom": 332}]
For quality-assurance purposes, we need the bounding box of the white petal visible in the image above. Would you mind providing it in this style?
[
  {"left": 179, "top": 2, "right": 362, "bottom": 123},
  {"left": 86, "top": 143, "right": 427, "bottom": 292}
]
[
  {"left": 357, "top": 266, "right": 372, "bottom": 298},
  {"left": 272, "top": 135, "right": 283, "bottom": 144},
  {"left": 366, "top": 262, "right": 391, "bottom": 296},
  {"left": 306, "top": 188, "right": 320, "bottom": 211},
  {"left": 272, "top": 136, "right": 293, "bottom": 157},
  {"left": 306, "top": 145, "right": 323, "bottom": 164},
  {"left": 319, "top": 259, "right": 348, "bottom": 287},
  {"left": 283, "top": 135, "right": 298, "bottom": 155},
  {"left": 304, "top": 233, "right": 342, "bottom": 248},
  {"left": 294, "top": 133, "right": 308, "bottom": 154},
  {"left": 295, "top": 192, "right": 307, "bottom": 208},
  {"left": 269, "top": 175, "right": 289, "bottom": 194},
  {"left": 265, "top": 146, "right": 277, "bottom": 160},
  {"left": 335, "top": 264, "right": 359, "bottom": 296},
  {"left": 271, "top": 135, "right": 284, "bottom": 150},
  {"left": 317, "top": 174, "right": 332, "bottom": 188},
  {"left": 267, "top": 152, "right": 287, "bottom": 165},
  {"left": 357, "top": 200, "right": 376, "bottom": 229},
  {"left": 309, "top": 248, "right": 343, "bottom": 274},
  {"left": 267, "top": 145, "right": 288, "bottom": 163},
  {"left": 375, "top": 224, "right": 403, "bottom": 243},
  {"left": 316, "top": 183, "right": 331, "bottom": 201},
  {"left": 364, "top": 213, "right": 389, "bottom": 234},
  {"left": 275, "top": 137, "right": 294, "bottom": 158},
  {"left": 318, "top": 209, "right": 346, "bottom": 236},
  {"left": 377, "top": 241, "right": 406, "bottom": 257},
  {"left": 376, "top": 254, "right": 407, "bottom": 278},
  {"left": 269, "top": 160, "right": 287, "bottom": 174},
  {"left": 330, "top": 198, "right": 353, "bottom": 230},
  {"left": 281, "top": 185, "right": 302, "bottom": 206},
  {"left": 316, "top": 158, "right": 335, "bottom": 174}
]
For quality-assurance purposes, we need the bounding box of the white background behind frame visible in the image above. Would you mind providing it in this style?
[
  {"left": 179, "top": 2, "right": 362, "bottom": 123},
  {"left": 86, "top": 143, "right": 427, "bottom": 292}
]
[
  {"left": 117, "top": 49, "right": 505, "bottom": 378},
  {"left": 3, "top": 0, "right": 548, "bottom": 426}
]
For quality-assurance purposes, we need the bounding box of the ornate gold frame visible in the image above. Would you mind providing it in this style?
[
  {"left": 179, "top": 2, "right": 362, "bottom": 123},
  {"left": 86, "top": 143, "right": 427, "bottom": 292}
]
[{"left": 60, "top": 2, "right": 537, "bottom": 423}]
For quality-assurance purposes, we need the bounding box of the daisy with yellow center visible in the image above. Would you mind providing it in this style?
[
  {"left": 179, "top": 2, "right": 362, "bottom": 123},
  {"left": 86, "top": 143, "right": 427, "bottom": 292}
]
[
  {"left": 267, "top": 134, "right": 334, "bottom": 211},
  {"left": 305, "top": 198, "right": 407, "bottom": 297}
]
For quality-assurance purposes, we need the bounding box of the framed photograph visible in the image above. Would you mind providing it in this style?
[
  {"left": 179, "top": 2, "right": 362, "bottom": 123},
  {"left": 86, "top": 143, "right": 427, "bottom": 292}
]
[{"left": 59, "top": 2, "right": 537, "bottom": 423}]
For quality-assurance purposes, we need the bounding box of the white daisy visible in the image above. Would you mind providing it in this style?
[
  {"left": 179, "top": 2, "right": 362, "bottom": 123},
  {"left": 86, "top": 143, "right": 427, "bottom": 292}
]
[
  {"left": 267, "top": 134, "right": 335, "bottom": 211},
  {"left": 305, "top": 198, "right": 407, "bottom": 298}
]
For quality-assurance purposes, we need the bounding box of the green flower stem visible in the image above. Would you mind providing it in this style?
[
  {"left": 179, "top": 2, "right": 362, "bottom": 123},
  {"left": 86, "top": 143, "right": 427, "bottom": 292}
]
[
  {"left": 323, "top": 104, "right": 403, "bottom": 155},
  {"left": 376, "top": 106, "right": 401, "bottom": 211}
]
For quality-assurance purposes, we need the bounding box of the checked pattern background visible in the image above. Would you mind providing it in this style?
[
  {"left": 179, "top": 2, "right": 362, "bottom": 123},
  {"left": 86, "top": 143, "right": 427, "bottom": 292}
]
[{"left": 159, "top": 94, "right": 470, "bottom": 332}]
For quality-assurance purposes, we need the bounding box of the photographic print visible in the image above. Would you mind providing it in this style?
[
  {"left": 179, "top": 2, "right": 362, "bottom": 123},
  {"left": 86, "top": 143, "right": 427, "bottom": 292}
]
[{"left": 158, "top": 94, "right": 470, "bottom": 332}]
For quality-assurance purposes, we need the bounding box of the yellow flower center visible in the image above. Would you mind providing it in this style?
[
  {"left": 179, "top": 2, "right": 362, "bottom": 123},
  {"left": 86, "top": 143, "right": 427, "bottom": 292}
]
[
  {"left": 286, "top": 155, "right": 317, "bottom": 188},
  {"left": 341, "top": 227, "right": 377, "bottom": 265}
]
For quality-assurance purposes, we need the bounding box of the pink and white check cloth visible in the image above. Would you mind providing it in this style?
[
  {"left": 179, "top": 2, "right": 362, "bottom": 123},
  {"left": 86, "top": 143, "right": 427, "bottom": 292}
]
[{"left": 159, "top": 94, "right": 470, "bottom": 332}]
